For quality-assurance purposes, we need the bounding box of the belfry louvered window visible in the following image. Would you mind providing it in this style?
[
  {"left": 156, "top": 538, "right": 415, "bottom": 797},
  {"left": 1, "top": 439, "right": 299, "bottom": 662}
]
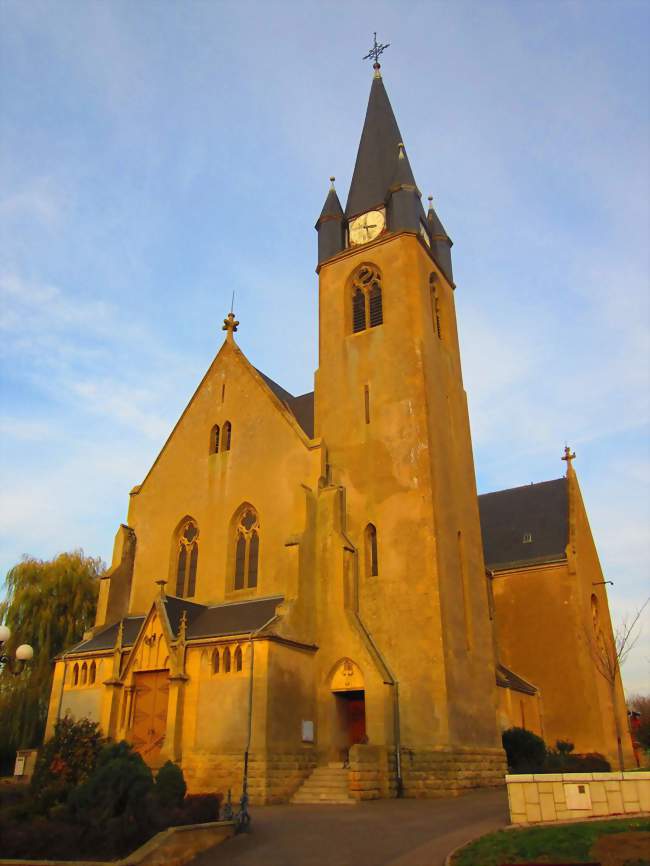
[
  {"left": 233, "top": 507, "right": 260, "bottom": 590},
  {"left": 351, "top": 265, "right": 383, "bottom": 333},
  {"left": 175, "top": 519, "right": 199, "bottom": 598}
]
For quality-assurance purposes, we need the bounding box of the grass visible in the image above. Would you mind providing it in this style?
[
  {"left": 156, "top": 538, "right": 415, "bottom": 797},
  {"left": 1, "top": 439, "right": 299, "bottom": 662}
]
[{"left": 452, "top": 817, "right": 650, "bottom": 865}]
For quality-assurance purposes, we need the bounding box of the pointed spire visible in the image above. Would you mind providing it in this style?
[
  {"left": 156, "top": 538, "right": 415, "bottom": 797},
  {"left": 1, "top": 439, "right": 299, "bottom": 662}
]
[
  {"left": 316, "top": 177, "right": 344, "bottom": 226},
  {"left": 427, "top": 195, "right": 454, "bottom": 283},
  {"left": 315, "top": 177, "right": 345, "bottom": 265},
  {"left": 345, "top": 75, "right": 418, "bottom": 219}
]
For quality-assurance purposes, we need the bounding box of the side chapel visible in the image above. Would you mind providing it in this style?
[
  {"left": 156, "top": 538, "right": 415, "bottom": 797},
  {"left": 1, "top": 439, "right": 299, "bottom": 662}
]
[{"left": 45, "top": 59, "right": 632, "bottom": 804}]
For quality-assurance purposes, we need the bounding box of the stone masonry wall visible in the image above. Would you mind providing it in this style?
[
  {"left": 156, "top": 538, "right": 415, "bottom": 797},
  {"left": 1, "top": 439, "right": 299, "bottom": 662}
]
[
  {"left": 400, "top": 747, "right": 506, "bottom": 798},
  {"left": 507, "top": 771, "right": 650, "bottom": 824}
]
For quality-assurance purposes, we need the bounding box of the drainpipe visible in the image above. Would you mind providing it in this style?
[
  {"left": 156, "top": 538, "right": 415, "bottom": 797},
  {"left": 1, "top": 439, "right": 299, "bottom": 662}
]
[{"left": 241, "top": 613, "right": 280, "bottom": 820}]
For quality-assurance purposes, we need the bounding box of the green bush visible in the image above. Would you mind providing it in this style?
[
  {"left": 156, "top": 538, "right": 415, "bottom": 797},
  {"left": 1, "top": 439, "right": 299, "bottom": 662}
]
[
  {"left": 155, "top": 760, "right": 187, "bottom": 809},
  {"left": 31, "top": 717, "right": 104, "bottom": 811},
  {"left": 69, "top": 741, "right": 155, "bottom": 857},
  {"left": 502, "top": 727, "right": 547, "bottom": 773}
]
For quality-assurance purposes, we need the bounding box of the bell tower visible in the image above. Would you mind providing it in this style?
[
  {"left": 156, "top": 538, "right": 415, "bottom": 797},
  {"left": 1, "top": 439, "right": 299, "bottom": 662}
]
[{"left": 313, "top": 60, "right": 503, "bottom": 775}]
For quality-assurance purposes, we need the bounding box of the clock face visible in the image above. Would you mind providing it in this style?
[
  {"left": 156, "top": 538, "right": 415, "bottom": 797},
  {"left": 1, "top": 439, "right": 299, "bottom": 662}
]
[{"left": 349, "top": 209, "right": 385, "bottom": 246}]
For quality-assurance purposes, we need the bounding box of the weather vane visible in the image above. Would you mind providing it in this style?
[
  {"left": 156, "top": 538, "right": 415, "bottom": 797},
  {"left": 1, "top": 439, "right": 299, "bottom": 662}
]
[{"left": 363, "top": 32, "right": 390, "bottom": 69}]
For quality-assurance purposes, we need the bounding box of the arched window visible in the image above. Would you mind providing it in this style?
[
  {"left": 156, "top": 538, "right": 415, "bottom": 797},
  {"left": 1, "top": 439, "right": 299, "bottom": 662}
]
[
  {"left": 81, "top": 662, "right": 88, "bottom": 686},
  {"left": 223, "top": 421, "right": 232, "bottom": 452},
  {"left": 223, "top": 646, "right": 231, "bottom": 673},
  {"left": 351, "top": 265, "right": 383, "bottom": 333},
  {"left": 365, "top": 523, "right": 379, "bottom": 577},
  {"left": 175, "top": 519, "right": 199, "bottom": 598},
  {"left": 233, "top": 506, "right": 260, "bottom": 590},
  {"left": 212, "top": 649, "right": 220, "bottom": 674},
  {"left": 89, "top": 661, "right": 96, "bottom": 685},
  {"left": 234, "top": 646, "right": 243, "bottom": 672},
  {"left": 211, "top": 424, "right": 220, "bottom": 454},
  {"left": 72, "top": 663, "right": 79, "bottom": 687},
  {"left": 429, "top": 273, "right": 441, "bottom": 339}
]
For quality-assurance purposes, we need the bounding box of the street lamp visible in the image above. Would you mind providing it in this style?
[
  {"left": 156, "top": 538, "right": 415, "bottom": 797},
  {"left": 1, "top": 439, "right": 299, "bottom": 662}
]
[{"left": 0, "top": 625, "right": 34, "bottom": 675}]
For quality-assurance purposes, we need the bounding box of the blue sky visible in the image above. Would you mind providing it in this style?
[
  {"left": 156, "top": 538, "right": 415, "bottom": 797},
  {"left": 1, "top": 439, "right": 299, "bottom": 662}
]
[{"left": 1, "top": 1, "right": 648, "bottom": 693}]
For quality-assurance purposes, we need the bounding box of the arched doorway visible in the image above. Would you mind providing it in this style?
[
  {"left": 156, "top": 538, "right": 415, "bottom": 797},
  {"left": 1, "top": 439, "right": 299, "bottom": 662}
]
[
  {"left": 131, "top": 669, "right": 169, "bottom": 766},
  {"left": 330, "top": 658, "right": 366, "bottom": 760}
]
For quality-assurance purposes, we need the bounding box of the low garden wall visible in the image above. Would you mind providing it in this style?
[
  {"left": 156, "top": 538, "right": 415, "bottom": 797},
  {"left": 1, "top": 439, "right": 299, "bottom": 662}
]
[{"left": 506, "top": 771, "right": 650, "bottom": 824}]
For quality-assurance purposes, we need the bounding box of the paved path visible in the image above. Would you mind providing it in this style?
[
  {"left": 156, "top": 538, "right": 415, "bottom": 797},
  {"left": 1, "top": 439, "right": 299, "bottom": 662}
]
[{"left": 194, "top": 787, "right": 509, "bottom": 866}]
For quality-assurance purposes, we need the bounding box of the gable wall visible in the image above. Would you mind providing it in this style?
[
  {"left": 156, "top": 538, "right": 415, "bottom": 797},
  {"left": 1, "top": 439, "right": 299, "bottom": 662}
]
[{"left": 127, "top": 342, "right": 320, "bottom": 613}]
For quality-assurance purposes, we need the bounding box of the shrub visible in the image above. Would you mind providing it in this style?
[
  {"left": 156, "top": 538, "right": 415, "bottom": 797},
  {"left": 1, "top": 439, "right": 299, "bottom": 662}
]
[
  {"left": 31, "top": 717, "right": 104, "bottom": 811},
  {"left": 502, "top": 727, "right": 547, "bottom": 773},
  {"left": 155, "top": 760, "right": 187, "bottom": 809},
  {"left": 565, "top": 752, "right": 611, "bottom": 772},
  {"left": 69, "top": 740, "right": 155, "bottom": 857},
  {"left": 178, "top": 793, "right": 221, "bottom": 825}
]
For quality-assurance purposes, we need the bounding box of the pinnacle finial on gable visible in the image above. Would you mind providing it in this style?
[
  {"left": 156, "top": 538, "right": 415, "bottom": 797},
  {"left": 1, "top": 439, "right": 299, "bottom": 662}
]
[
  {"left": 562, "top": 444, "right": 576, "bottom": 473},
  {"left": 223, "top": 311, "right": 239, "bottom": 339}
]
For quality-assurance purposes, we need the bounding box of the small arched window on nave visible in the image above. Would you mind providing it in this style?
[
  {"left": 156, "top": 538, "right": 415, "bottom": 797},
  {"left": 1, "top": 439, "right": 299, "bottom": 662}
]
[
  {"left": 80, "top": 662, "right": 88, "bottom": 686},
  {"left": 175, "top": 519, "right": 199, "bottom": 598},
  {"left": 223, "top": 421, "right": 232, "bottom": 452},
  {"left": 89, "top": 660, "right": 96, "bottom": 685},
  {"left": 212, "top": 649, "right": 220, "bottom": 674},
  {"left": 350, "top": 265, "right": 383, "bottom": 333},
  {"left": 223, "top": 646, "right": 231, "bottom": 673},
  {"left": 233, "top": 506, "right": 260, "bottom": 590},
  {"left": 211, "top": 424, "right": 220, "bottom": 454},
  {"left": 234, "top": 646, "right": 243, "bottom": 672},
  {"left": 72, "top": 663, "right": 79, "bottom": 687}
]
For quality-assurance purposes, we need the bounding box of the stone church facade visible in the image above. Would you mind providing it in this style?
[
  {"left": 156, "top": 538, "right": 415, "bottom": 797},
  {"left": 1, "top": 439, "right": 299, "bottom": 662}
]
[{"left": 45, "top": 65, "right": 632, "bottom": 804}]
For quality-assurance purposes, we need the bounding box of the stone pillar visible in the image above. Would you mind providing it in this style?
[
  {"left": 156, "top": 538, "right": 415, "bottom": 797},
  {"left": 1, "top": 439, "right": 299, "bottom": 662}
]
[{"left": 161, "top": 674, "right": 187, "bottom": 763}]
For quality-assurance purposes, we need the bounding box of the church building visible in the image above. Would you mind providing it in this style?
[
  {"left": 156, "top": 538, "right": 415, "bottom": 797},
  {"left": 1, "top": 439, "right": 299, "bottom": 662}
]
[{"left": 45, "top": 59, "right": 632, "bottom": 804}]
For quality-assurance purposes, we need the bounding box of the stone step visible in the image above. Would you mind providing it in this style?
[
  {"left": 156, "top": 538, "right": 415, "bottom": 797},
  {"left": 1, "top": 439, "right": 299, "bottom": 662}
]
[
  {"left": 299, "top": 783, "right": 350, "bottom": 794},
  {"left": 327, "top": 761, "right": 346, "bottom": 769},
  {"left": 291, "top": 793, "right": 356, "bottom": 804},
  {"left": 305, "top": 771, "right": 349, "bottom": 781}
]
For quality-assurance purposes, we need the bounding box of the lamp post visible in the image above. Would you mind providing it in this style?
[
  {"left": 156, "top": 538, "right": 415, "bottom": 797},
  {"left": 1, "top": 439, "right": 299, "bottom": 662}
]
[{"left": 0, "top": 625, "right": 34, "bottom": 675}]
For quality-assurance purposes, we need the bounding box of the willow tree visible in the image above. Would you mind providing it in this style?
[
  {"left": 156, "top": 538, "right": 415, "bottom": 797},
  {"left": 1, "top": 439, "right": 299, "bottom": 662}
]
[{"left": 0, "top": 551, "right": 103, "bottom": 767}]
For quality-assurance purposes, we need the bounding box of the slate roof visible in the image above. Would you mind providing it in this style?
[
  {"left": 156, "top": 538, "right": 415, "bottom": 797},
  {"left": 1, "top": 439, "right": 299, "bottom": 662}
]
[
  {"left": 479, "top": 478, "right": 568, "bottom": 571},
  {"left": 63, "top": 596, "right": 284, "bottom": 656},
  {"left": 346, "top": 75, "right": 418, "bottom": 219},
  {"left": 496, "top": 663, "right": 538, "bottom": 696},
  {"left": 256, "top": 368, "right": 315, "bottom": 439}
]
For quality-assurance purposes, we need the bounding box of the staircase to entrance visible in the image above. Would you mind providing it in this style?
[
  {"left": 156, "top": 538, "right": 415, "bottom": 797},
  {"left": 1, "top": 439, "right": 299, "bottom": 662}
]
[{"left": 291, "top": 762, "right": 356, "bottom": 804}]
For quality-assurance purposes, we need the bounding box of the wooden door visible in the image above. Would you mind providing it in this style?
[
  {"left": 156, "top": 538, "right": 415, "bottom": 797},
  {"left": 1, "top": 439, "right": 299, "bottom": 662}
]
[
  {"left": 131, "top": 670, "right": 169, "bottom": 765},
  {"left": 346, "top": 692, "right": 367, "bottom": 746}
]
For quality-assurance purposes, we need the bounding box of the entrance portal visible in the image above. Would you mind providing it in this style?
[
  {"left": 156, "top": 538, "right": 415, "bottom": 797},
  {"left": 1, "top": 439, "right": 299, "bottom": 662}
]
[
  {"left": 336, "top": 689, "right": 367, "bottom": 747},
  {"left": 131, "top": 669, "right": 169, "bottom": 766}
]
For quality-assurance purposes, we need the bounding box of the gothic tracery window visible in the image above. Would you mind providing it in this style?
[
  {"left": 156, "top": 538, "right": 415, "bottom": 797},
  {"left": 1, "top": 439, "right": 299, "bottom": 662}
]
[
  {"left": 351, "top": 265, "right": 383, "bottom": 333},
  {"left": 233, "top": 507, "right": 260, "bottom": 590},
  {"left": 175, "top": 519, "right": 199, "bottom": 598}
]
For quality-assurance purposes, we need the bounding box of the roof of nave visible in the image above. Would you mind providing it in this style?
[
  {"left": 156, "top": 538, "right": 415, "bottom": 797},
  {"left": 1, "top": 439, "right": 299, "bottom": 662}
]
[
  {"left": 62, "top": 595, "right": 284, "bottom": 656},
  {"left": 496, "top": 662, "right": 538, "bottom": 696},
  {"left": 479, "top": 477, "right": 568, "bottom": 572},
  {"left": 255, "top": 368, "right": 314, "bottom": 439}
]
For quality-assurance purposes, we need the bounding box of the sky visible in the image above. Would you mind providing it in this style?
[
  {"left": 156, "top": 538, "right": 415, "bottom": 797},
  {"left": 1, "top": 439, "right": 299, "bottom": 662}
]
[{"left": 0, "top": 0, "right": 648, "bottom": 694}]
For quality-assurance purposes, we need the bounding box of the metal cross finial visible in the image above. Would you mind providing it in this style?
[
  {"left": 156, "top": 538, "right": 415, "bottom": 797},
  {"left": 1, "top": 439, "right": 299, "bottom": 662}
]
[
  {"left": 363, "top": 32, "right": 390, "bottom": 71},
  {"left": 562, "top": 445, "right": 576, "bottom": 467}
]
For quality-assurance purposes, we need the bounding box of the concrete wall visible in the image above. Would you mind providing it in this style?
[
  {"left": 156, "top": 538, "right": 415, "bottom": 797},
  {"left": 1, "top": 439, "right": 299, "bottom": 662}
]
[{"left": 506, "top": 771, "right": 650, "bottom": 824}]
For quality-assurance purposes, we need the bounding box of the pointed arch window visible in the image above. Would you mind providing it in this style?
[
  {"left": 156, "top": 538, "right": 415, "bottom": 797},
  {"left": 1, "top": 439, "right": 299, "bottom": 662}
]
[
  {"left": 223, "top": 646, "right": 231, "bottom": 673},
  {"left": 365, "top": 523, "right": 379, "bottom": 577},
  {"left": 175, "top": 519, "right": 199, "bottom": 598},
  {"left": 80, "top": 662, "right": 88, "bottom": 686},
  {"left": 233, "top": 507, "right": 260, "bottom": 590},
  {"left": 223, "top": 421, "right": 232, "bottom": 452},
  {"left": 234, "top": 646, "right": 243, "bottom": 672},
  {"left": 89, "top": 661, "right": 96, "bottom": 685},
  {"left": 429, "top": 273, "right": 441, "bottom": 339},
  {"left": 212, "top": 649, "right": 220, "bottom": 674},
  {"left": 351, "top": 265, "right": 383, "bottom": 333},
  {"left": 211, "top": 424, "right": 220, "bottom": 454},
  {"left": 72, "top": 663, "right": 79, "bottom": 687}
]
